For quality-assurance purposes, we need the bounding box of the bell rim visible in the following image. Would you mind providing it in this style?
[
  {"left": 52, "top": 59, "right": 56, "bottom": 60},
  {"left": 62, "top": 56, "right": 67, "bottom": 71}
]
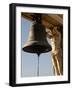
[{"left": 22, "top": 41, "right": 52, "bottom": 54}]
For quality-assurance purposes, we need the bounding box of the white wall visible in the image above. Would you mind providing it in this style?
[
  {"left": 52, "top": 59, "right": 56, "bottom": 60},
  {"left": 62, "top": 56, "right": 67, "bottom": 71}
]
[{"left": 0, "top": 0, "right": 72, "bottom": 90}]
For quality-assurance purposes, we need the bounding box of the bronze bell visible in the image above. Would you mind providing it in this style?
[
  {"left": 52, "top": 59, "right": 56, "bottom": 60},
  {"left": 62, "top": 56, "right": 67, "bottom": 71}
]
[
  {"left": 22, "top": 14, "right": 52, "bottom": 55},
  {"left": 22, "top": 22, "right": 52, "bottom": 55}
]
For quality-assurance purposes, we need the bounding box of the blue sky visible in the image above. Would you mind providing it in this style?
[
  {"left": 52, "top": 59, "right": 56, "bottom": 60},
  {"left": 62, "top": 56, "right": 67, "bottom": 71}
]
[{"left": 21, "top": 16, "right": 54, "bottom": 77}]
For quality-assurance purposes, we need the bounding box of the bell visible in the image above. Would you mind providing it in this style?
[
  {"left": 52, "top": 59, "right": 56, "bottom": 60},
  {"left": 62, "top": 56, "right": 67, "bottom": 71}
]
[{"left": 22, "top": 22, "right": 52, "bottom": 55}]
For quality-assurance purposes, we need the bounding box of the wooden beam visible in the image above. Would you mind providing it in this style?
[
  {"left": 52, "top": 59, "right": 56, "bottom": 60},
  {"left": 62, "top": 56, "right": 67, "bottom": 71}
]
[
  {"left": 21, "top": 13, "right": 63, "bottom": 29},
  {"left": 48, "top": 14, "right": 63, "bottom": 25}
]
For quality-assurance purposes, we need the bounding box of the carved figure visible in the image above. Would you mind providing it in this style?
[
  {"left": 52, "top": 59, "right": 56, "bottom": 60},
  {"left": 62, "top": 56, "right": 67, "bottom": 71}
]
[{"left": 46, "top": 27, "right": 63, "bottom": 75}]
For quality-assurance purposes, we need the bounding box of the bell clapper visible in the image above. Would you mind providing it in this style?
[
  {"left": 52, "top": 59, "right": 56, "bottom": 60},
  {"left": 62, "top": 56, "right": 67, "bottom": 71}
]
[{"left": 37, "top": 53, "right": 40, "bottom": 76}]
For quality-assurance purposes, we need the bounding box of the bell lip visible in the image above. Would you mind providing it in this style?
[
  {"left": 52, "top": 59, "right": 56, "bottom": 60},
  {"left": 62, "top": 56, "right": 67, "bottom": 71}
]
[
  {"left": 22, "top": 47, "right": 52, "bottom": 54},
  {"left": 22, "top": 41, "right": 52, "bottom": 54}
]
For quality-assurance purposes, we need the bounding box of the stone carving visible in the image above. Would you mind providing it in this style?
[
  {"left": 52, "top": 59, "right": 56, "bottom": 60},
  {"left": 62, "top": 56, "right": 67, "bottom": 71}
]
[{"left": 46, "top": 26, "right": 63, "bottom": 75}]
